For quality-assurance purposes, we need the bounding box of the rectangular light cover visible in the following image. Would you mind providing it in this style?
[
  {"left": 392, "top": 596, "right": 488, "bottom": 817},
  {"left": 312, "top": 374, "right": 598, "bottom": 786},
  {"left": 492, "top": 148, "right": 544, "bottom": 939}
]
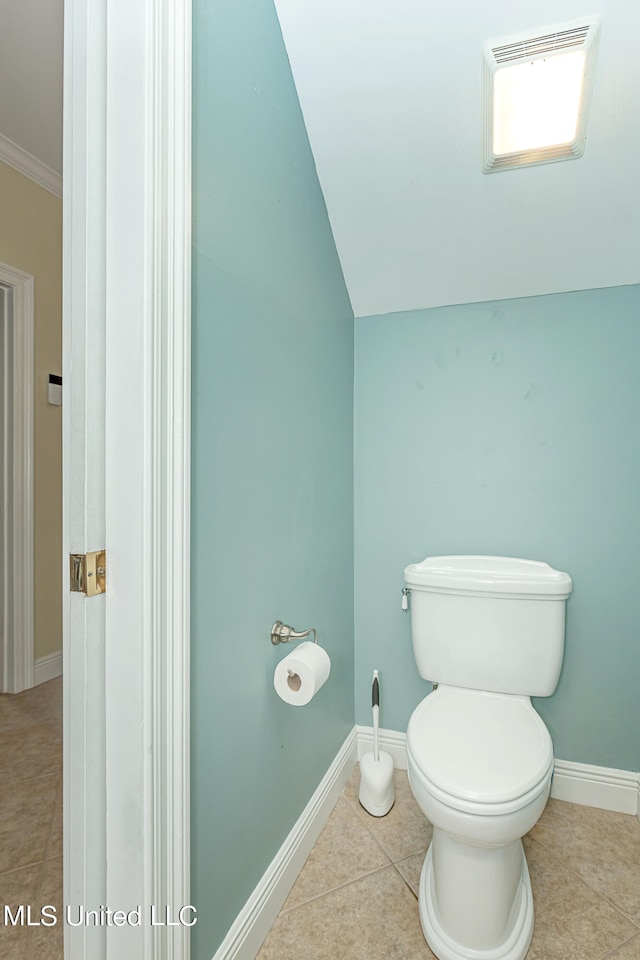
[
  {"left": 493, "top": 51, "right": 586, "bottom": 155},
  {"left": 483, "top": 19, "right": 600, "bottom": 172}
]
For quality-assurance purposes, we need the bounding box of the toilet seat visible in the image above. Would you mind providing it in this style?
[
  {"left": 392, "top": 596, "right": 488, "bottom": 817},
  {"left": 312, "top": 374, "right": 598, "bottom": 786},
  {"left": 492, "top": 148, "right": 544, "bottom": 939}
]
[{"left": 407, "top": 686, "right": 553, "bottom": 815}]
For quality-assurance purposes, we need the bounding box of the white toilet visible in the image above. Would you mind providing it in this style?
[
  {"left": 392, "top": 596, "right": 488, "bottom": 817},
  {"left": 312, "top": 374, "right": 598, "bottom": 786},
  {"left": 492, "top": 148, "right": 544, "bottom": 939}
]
[{"left": 403, "top": 555, "right": 572, "bottom": 960}]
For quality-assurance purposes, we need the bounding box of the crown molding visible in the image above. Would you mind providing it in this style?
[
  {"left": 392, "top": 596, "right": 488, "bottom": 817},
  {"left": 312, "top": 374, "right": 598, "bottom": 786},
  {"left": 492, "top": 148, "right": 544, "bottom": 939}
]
[{"left": 0, "top": 132, "right": 62, "bottom": 199}]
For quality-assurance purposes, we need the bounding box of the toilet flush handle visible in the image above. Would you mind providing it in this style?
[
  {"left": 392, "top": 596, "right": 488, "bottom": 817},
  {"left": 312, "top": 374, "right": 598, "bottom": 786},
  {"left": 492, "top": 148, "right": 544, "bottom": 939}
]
[{"left": 401, "top": 587, "right": 411, "bottom": 612}]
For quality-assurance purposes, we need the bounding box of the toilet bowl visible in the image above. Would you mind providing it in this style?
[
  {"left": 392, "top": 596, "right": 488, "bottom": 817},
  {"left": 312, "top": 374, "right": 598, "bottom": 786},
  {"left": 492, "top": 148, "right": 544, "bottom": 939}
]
[{"left": 406, "top": 685, "right": 554, "bottom": 960}]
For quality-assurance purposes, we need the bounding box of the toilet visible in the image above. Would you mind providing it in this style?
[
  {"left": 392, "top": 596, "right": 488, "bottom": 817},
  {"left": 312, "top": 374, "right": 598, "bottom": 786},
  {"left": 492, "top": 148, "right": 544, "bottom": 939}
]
[{"left": 403, "top": 556, "right": 572, "bottom": 960}]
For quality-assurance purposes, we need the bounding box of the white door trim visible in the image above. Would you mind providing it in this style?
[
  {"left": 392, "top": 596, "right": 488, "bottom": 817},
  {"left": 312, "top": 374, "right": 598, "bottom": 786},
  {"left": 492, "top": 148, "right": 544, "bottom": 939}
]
[
  {"left": 63, "top": 1, "right": 191, "bottom": 958},
  {"left": 0, "top": 261, "right": 35, "bottom": 694}
]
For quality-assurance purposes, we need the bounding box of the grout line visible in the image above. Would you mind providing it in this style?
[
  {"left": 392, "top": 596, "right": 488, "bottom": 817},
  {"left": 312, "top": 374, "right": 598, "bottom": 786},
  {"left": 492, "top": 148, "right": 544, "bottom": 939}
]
[
  {"left": 0, "top": 859, "right": 47, "bottom": 881},
  {"left": 0, "top": 770, "right": 60, "bottom": 788},
  {"left": 599, "top": 931, "right": 640, "bottom": 959},
  {"left": 344, "top": 792, "right": 400, "bottom": 861},
  {"left": 528, "top": 825, "right": 640, "bottom": 931},
  {"left": 41, "top": 775, "right": 62, "bottom": 864},
  {"left": 392, "top": 862, "right": 419, "bottom": 902},
  {"left": 277, "top": 791, "right": 393, "bottom": 915},
  {"left": 536, "top": 853, "right": 640, "bottom": 933},
  {"left": 585, "top": 889, "right": 640, "bottom": 933},
  {"left": 342, "top": 786, "right": 429, "bottom": 867},
  {"left": 532, "top": 835, "right": 640, "bottom": 930},
  {"left": 279, "top": 863, "right": 394, "bottom": 916}
]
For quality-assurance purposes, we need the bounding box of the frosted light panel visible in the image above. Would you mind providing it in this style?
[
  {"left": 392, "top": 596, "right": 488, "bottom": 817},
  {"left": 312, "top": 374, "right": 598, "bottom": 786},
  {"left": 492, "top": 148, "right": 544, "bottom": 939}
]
[{"left": 493, "top": 51, "right": 586, "bottom": 155}]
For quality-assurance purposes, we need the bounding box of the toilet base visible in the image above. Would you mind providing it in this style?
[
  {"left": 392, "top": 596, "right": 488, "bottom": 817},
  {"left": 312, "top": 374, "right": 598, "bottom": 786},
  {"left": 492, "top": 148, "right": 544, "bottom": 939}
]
[{"left": 418, "top": 840, "right": 534, "bottom": 960}]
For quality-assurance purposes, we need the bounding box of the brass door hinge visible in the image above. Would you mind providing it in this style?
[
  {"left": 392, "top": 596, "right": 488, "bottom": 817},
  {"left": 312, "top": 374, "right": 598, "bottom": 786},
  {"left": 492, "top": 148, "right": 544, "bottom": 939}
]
[{"left": 70, "top": 550, "right": 106, "bottom": 596}]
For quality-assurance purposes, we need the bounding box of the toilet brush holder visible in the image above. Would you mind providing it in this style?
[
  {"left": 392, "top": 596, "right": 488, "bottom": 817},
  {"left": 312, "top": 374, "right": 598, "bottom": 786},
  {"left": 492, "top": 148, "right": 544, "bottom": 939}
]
[
  {"left": 359, "top": 750, "right": 395, "bottom": 817},
  {"left": 359, "top": 671, "right": 395, "bottom": 817}
]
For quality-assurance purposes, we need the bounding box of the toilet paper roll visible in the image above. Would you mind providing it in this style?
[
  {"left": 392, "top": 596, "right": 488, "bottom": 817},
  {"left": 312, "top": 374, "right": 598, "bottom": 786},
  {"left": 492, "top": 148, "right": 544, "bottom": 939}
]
[{"left": 274, "top": 641, "right": 331, "bottom": 706}]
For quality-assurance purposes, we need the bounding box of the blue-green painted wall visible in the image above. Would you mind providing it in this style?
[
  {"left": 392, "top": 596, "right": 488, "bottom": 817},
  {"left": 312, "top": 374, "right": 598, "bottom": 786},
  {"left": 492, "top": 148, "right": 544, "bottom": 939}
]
[
  {"left": 191, "top": 0, "right": 354, "bottom": 955},
  {"left": 355, "top": 285, "right": 640, "bottom": 773}
]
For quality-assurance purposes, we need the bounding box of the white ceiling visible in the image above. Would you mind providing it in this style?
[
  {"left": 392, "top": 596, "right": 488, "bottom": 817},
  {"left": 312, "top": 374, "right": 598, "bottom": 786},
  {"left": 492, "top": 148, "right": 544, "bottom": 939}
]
[
  {"left": 0, "top": 0, "right": 63, "bottom": 176},
  {"left": 273, "top": 0, "right": 640, "bottom": 317},
  {"left": 2, "top": 1, "right": 638, "bottom": 317}
]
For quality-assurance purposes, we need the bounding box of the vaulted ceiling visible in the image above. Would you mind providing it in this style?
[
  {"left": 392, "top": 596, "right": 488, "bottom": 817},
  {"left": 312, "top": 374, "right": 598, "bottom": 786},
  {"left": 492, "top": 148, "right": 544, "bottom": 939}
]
[
  {"left": 2, "top": 1, "right": 639, "bottom": 318},
  {"left": 274, "top": 0, "right": 640, "bottom": 316}
]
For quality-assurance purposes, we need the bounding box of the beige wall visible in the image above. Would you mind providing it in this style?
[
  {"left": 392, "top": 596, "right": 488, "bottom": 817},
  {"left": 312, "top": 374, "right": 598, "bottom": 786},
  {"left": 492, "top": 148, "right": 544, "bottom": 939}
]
[{"left": 0, "top": 160, "right": 62, "bottom": 661}]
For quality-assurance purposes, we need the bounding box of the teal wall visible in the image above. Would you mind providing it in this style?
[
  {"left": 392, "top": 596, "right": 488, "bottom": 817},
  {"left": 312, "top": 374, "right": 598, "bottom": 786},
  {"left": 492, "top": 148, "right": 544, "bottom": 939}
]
[
  {"left": 191, "top": 0, "right": 354, "bottom": 955},
  {"left": 355, "top": 285, "right": 640, "bottom": 773},
  {"left": 192, "top": 3, "right": 640, "bottom": 949}
]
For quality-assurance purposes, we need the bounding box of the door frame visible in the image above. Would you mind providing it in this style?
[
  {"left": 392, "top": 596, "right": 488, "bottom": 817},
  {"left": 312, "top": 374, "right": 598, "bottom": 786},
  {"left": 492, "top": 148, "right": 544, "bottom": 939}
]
[
  {"left": 63, "top": 1, "right": 191, "bottom": 957},
  {"left": 0, "top": 261, "right": 34, "bottom": 694}
]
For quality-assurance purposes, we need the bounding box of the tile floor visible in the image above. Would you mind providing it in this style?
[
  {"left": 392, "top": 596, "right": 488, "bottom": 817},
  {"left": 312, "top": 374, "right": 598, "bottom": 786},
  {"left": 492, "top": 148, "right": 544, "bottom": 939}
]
[
  {"left": 257, "top": 766, "right": 640, "bottom": 960},
  {"left": 2, "top": 684, "right": 638, "bottom": 960},
  {"left": 0, "top": 677, "right": 63, "bottom": 960}
]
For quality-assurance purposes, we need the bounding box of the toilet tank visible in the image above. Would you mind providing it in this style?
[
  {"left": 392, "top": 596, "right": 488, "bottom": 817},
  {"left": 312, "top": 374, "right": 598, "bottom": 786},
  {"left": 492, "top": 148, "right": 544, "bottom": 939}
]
[{"left": 404, "top": 556, "right": 572, "bottom": 697}]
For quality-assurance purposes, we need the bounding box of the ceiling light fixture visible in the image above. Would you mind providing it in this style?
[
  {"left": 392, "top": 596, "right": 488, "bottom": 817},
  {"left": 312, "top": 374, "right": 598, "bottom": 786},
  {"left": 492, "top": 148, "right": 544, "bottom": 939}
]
[{"left": 483, "top": 18, "right": 601, "bottom": 173}]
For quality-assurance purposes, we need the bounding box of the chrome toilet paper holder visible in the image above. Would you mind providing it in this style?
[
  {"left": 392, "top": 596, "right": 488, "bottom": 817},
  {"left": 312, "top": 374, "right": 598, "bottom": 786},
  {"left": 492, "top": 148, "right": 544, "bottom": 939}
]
[{"left": 271, "top": 621, "right": 318, "bottom": 645}]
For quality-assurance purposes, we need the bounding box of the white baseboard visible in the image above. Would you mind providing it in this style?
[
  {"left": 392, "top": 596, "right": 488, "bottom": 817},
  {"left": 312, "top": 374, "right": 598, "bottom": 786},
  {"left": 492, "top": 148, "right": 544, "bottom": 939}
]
[
  {"left": 551, "top": 759, "right": 640, "bottom": 816},
  {"left": 355, "top": 726, "right": 639, "bottom": 817},
  {"left": 35, "top": 651, "right": 63, "bottom": 685},
  {"left": 356, "top": 724, "right": 408, "bottom": 769},
  {"left": 212, "top": 727, "right": 358, "bottom": 960}
]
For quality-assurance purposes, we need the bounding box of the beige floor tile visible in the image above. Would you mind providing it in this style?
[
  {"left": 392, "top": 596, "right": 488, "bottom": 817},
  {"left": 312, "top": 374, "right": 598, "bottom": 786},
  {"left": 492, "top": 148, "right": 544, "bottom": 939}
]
[
  {"left": 524, "top": 835, "right": 638, "bottom": 960},
  {"left": 0, "top": 680, "right": 62, "bottom": 959},
  {"left": 345, "top": 767, "right": 432, "bottom": 862},
  {"left": 0, "top": 724, "right": 62, "bottom": 783},
  {"left": 607, "top": 934, "right": 640, "bottom": 959},
  {"left": 283, "top": 796, "right": 390, "bottom": 910},
  {"left": 0, "top": 862, "right": 44, "bottom": 960},
  {"left": 530, "top": 798, "right": 640, "bottom": 923},
  {"left": 0, "top": 679, "right": 62, "bottom": 735},
  {"left": 0, "top": 775, "right": 58, "bottom": 874},
  {"left": 263, "top": 769, "right": 640, "bottom": 960},
  {"left": 257, "top": 865, "right": 436, "bottom": 960},
  {"left": 394, "top": 852, "right": 424, "bottom": 897},
  {"left": 35, "top": 856, "right": 63, "bottom": 907},
  {"left": 343, "top": 765, "right": 360, "bottom": 798},
  {"left": 47, "top": 779, "right": 63, "bottom": 860},
  {"left": 25, "top": 857, "right": 64, "bottom": 960}
]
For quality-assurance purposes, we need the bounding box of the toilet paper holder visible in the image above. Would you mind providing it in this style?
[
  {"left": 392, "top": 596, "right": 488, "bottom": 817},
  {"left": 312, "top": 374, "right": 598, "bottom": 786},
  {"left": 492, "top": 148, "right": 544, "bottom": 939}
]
[{"left": 271, "top": 621, "right": 318, "bottom": 645}]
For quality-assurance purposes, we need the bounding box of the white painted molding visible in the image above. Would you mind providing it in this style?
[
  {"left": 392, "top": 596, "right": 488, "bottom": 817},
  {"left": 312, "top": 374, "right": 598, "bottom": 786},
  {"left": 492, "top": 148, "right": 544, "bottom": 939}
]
[
  {"left": 63, "top": 1, "right": 191, "bottom": 958},
  {"left": 145, "top": 0, "right": 192, "bottom": 955},
  {"left": 0, "top": 132, "right": 62, "bottom": 199},
  {"left": 0, "top": 262, "right": 35, "bottom": 694},
  {"left": 356, "top": 727, "right": 639, "bottom": 817},
  {"left": 35, "top": 651, "right": 63, "bottom": 685},
  {"left": 63, "top": 0, "right": 109, "bottom": 953},
  {"left": 551, "top": 759, "right": 640, "bottom": 816},
  {"left": 213, "top": 728, "right": 358, "bottom": 960},
  {"left": 100, "top": 0, "right": 193, "bottom": 956}
]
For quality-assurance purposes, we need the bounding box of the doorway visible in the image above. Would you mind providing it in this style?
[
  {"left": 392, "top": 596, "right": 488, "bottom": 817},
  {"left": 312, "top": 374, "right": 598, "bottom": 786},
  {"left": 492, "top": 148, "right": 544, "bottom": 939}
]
[{"left": 0, "top": 262, "right": 35, "bottom": 695}]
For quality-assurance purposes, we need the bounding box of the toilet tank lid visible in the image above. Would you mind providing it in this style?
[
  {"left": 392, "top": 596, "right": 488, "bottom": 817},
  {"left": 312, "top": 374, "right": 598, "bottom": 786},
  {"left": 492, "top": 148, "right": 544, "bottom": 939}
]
[{"left": 404, "top": 555, "right": 572, "bottom": 597}]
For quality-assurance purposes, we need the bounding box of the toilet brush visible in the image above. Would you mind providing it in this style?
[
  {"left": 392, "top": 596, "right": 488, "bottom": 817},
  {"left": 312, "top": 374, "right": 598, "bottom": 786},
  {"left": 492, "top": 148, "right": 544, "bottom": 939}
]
[{"left": 359, "top": 670, "right": 395, "bottom": 817}]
